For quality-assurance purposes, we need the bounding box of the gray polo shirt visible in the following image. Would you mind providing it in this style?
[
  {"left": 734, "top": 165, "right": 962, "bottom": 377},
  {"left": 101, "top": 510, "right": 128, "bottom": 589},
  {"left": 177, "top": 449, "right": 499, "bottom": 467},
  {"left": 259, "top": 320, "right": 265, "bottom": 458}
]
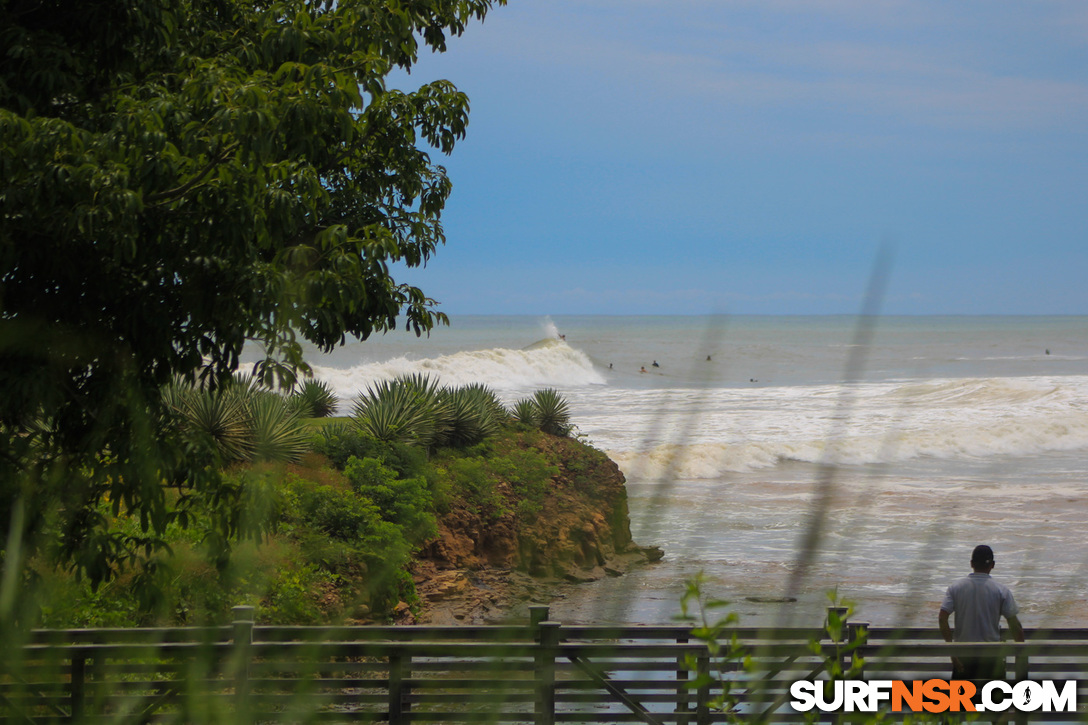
[{"left": 940, "top": 572, "right": 1019, "bottom": 642}]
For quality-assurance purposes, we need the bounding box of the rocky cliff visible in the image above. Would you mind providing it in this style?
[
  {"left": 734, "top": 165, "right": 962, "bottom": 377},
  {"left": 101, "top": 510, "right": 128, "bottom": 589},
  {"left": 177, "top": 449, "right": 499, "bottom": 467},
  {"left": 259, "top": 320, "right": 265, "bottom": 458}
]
[{"left": 411, "top": 434, "right": 661, "bottom": 623}]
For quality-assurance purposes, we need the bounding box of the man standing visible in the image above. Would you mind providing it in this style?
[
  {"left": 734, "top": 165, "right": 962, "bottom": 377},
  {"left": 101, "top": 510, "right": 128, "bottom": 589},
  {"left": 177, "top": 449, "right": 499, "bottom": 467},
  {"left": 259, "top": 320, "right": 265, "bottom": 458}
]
[{"left": 938, "top": 545, "right": 1025, "bottom": 680}]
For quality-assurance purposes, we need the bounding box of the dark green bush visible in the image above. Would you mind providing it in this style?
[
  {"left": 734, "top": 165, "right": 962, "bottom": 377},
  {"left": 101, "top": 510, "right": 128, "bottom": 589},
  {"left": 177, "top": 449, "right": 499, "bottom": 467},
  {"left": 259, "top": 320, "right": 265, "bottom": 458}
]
[
  {"left": 343, "top": 456, "right": 437, "bottom": 546},
  {"left": 293, "top": 483, "right": 389, "bottom": 542},
  {"left": 314, "top": 425, "right": 427, "bottom": 478}
]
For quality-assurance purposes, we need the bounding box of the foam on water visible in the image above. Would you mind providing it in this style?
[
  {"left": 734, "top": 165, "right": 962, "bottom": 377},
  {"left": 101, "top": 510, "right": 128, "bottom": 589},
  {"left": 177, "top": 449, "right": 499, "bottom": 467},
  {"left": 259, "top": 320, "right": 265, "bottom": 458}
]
[
  {"left": 587, "top": 376, "right": 1088, "bottom": 478},
  {"left": 311, "top": 338, "right": 605, "bottom": 399},
  {"left": 294, "top": 316, "right": 1088, "bottom": 626}
]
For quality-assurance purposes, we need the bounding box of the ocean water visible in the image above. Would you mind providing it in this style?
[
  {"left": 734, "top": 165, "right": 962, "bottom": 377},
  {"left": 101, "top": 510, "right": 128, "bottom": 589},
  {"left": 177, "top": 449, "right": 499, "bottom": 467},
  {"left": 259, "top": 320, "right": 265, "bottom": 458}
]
[{"left": 302, "top": 315, "right": 1088, "bottom": 630}]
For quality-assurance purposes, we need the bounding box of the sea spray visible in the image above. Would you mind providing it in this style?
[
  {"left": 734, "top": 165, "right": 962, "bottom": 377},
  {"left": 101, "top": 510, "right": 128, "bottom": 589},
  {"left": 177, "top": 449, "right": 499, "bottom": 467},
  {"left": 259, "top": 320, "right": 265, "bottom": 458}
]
[{"left": 312, "top": 338, "right": 606, "bottom": 401}]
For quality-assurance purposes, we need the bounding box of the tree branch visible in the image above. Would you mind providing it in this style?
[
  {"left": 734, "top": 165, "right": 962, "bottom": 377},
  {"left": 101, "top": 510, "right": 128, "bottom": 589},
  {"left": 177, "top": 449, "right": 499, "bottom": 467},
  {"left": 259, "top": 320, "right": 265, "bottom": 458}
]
[{"left": 145, "top": 143, "right": 240, "bottom": 206}]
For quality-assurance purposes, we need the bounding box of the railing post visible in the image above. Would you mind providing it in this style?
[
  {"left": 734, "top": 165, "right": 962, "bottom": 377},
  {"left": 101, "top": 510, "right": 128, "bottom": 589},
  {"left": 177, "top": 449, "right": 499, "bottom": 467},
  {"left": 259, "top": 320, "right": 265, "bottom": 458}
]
[
  {"left": 232, "top": 605, "right": 255, "bottom": 721},
  {"left": 70, "top": 654, "right": 86, "bottom": 721},
  {"left": 529, "top": 605, "right": 550, "bottom": 631},
  {"left": 535, "top": 621, "right": 559, "bottom": 725},
  {"left": 389, "top": 653, "right": 411, "bottom": 725},
  {"left": 675, "top": 635, "right": 690, "bottom": 725},
  {"left": 695, "top": 653, "right": 710, "bottom": 725}
]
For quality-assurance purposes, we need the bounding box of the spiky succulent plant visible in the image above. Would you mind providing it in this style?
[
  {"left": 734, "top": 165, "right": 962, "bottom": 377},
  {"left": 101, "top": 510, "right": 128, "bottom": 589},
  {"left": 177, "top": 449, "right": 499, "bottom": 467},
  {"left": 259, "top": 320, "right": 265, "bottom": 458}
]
[
  {"left": 532, "top": 388, "right": 572, "bottom": 437},
  {"left": 510, "top": 398, "right": 540, "bottom": 428},
  {"left": 290, "top": 379, "right": 340, "bottom": 418},
  {"left": 440, "top": 384, "right": 504, "bottom": 446},
  {"left": 352, "top": 378, "right": 441, "bottom": 447}
]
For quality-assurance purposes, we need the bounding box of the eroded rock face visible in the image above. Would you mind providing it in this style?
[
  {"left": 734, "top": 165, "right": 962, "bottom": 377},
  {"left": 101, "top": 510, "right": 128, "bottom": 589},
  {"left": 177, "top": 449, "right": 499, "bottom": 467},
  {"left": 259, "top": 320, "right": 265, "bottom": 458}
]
[{"left": 412, "top": 436, "right": 661, "bottom": 623}]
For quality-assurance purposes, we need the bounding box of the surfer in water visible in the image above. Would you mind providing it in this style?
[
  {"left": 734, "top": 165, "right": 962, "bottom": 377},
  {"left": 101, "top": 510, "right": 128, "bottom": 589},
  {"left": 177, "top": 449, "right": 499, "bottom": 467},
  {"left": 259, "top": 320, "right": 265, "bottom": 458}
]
[
  {"left": 640, "top": 366, "right": 647, "bottom": 373},
  {"left": 652, "top": 360, "right": 660, "bottom": 368}
]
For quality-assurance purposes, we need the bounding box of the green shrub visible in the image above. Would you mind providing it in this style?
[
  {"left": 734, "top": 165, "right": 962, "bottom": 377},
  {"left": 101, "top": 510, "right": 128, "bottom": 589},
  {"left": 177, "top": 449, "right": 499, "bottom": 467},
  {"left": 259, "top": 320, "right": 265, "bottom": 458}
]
[
  {"left": 229, "top": 467, "right": 288, "bottom": 540},
  {"left": 440, "top": 457, "right": 507, "bottom": 519},
  {"left": 489, "top": 448, "right": 559, "bottom": 517},
  {"left": 293, "top": 483, "right": 388, "bottom": 542},
  {"left": 257, "top": 563, "right": 331, "bottom": 625},
  {"left": 343, "top": 456, "right": 437, "bottom": 546},
  {"left": 314, "top": 425, "right": 428, "bottom": 478}
]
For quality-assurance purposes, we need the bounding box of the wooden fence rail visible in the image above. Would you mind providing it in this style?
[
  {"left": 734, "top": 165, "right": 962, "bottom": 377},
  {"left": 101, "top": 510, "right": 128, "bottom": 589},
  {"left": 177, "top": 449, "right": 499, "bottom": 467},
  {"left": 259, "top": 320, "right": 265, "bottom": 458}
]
[{"left": 3, "top": 606, "right": 1087, "bottom": 724}]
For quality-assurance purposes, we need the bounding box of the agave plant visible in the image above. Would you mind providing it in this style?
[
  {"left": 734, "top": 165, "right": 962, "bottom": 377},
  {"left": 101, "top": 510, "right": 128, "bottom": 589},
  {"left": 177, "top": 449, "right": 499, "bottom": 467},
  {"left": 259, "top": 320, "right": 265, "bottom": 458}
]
[
  {"left": 247, "top": 391, "right": 311, "bottom": 463},
  {"left": 440, "top": 384, "right": 504, "bottom": 447},
  {"left": 227, "top": 372, "right": 266, "bottom": 399},
  {"left": 161, "top": 376, "right": 311, "bottom": 464},
  {"left": 290, "top": 379, "right": 340, "bottom": 418},
  {"left": 352, "top": 378, "right": 440, "bottom": 447},
  {"left": 510, "top": 398, "right": 539, "bottom": 427},
  {"left": 395, "top": 373, "right": 455, "bottom": 445},
  {"left": 465, "top": 383, "right": 509, "bottom": 425},
  {"left": 173, "top": 385, "right": 255, "bottom": 463},
  {"left": 160, "top": 376, "right": 196, "bottom": 417},
  {"left": 532, "top": 388, "right": 572, "bottom": 437}
]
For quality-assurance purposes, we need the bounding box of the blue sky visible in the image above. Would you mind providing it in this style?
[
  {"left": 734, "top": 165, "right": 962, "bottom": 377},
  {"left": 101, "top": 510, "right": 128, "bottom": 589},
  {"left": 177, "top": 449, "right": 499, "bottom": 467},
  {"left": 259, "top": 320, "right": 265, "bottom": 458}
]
[{"left": 395, "top": 1, "right": 1088, "bottom": 315}]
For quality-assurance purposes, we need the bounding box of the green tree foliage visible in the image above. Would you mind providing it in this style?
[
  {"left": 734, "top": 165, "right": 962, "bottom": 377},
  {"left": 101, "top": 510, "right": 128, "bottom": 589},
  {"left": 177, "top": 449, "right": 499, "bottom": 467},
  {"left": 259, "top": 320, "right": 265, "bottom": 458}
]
[{"left": 0, "top": 0, "right": 504, "bottom": 590}]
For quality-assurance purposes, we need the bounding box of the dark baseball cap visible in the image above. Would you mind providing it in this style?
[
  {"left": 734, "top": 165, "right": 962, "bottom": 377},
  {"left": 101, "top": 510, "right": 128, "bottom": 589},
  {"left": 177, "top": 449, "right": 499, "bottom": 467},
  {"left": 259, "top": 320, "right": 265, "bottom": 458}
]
[{"left": 971, "top": 545, "right": 994, "bottom": 566}]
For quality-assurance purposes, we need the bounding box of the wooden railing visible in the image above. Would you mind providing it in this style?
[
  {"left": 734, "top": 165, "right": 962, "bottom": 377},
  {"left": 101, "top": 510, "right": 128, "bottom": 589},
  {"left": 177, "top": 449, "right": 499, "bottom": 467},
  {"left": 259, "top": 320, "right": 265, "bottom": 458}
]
[{"left": 3, "top": 606, "right": 1087, "bottom": 723}]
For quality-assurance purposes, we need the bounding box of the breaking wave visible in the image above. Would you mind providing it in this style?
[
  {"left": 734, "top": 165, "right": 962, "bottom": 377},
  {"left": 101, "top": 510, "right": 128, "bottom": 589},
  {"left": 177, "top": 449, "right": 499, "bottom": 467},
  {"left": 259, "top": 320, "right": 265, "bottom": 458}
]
[
  {"left": 312, "top": 338, "right": 605, "bottom": 399},
  {"left": 595, "top": 376, "right": 1088, "bottom": 479}
]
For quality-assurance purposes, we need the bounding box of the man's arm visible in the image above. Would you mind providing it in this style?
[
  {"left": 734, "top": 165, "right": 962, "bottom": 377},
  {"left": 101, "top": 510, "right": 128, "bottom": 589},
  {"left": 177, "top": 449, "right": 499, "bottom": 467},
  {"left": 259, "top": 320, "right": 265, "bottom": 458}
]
[
  {"left": 938, "top": 608, "right": 954, "bottom": 642},
  {"left": 939, "top": 608, "right": 962, "bottom": 672},
  {"left": 1007, "top": 614, "right": 1025, "bottom": 643}
]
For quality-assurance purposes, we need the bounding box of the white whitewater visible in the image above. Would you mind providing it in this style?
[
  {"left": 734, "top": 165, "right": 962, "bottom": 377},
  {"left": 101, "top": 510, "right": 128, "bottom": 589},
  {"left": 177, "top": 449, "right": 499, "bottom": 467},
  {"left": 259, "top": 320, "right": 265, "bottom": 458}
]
[
  {"left": 312, "top": 338, "right": 606, "bottom": 399},
  {"left": 300, "top": 315, "right": 1088, "bottom": 629}
]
